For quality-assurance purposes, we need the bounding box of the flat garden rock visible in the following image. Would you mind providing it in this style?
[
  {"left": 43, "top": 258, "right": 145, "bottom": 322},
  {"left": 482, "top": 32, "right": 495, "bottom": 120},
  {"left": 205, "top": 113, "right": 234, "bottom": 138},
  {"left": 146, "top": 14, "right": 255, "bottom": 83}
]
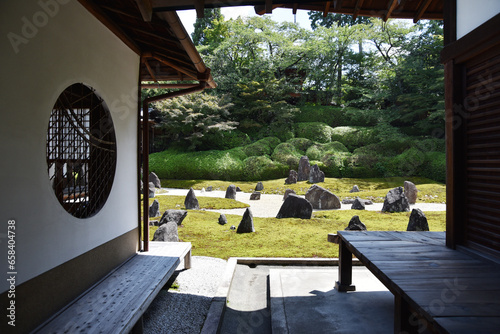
[
  {"left": 250, "top": 192, "right": 261, "bottom": 200},
  {"left": 159, "top": 210, "right": 188, "bottom": 226},
  {"left": 276, "top": 194, "right": 312, "bottom": 219},
  {"left": 305, "top": 185, "right": 340, "bottom": 210}
]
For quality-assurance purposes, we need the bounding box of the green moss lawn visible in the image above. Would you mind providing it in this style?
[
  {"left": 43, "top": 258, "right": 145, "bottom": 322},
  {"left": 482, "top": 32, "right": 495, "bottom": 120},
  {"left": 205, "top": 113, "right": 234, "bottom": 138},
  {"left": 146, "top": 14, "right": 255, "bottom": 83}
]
[{"left": 146, "top": 177, "right": 446, "bottom": 259}]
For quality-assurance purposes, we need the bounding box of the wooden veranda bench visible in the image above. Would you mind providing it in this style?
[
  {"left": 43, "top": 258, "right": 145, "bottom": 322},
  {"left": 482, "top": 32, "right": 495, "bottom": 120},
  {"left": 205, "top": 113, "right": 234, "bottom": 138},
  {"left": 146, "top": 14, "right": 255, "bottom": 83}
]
[
  {"left": 34, "top": 242, "right": 191, "bottom": 334},
  {"left": 330, "top": 231, "right": 500, "bottom": 333}
]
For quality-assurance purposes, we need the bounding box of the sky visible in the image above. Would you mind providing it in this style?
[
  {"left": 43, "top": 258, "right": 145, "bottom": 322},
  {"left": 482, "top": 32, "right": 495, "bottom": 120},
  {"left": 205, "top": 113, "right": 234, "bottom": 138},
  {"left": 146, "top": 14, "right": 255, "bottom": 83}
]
[{"left": 177, "top": 6, "right": 313, "bottom": 37}]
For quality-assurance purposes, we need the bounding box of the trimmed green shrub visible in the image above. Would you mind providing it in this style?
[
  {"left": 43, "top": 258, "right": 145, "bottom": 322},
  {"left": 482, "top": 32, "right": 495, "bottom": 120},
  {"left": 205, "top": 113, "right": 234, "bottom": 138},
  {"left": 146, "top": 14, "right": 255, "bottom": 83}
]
[
  {"left": 320, "top": 152, "right": 351, "bottom": 178},
  {"left": 294, "top": 122, "right": 335, "bottom": 143},
  {"left": 341, "top": 107, "right": 380, "bottom": 127},
  {"left": 149, "top": 148, "right": 246, "bottom": 181},
  {"left": 330, "top": 126, "right": 378, "bottom": 151},
  {"left": 242, "top": 137, "right": 281, "bottom": 157},
  {"left": 200, "top": 130, "right": 251, "bottom": 151},
  {"left": 287, "top": 137, "right": 314, "bottom": 152},
  {"left": 243, "top": 156, "right": 288, "bottom": 181},
  {"left": 306, "top": 141, "right": 349, "bottom": 160},
  {"left": 271, "top": 142, "right": 303, "bottom": 169}
]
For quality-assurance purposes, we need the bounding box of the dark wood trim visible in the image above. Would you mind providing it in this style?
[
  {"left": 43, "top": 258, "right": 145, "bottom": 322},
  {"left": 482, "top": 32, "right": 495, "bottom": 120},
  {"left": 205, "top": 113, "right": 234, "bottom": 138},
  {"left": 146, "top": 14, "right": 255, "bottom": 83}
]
[
  {"left": 78, "top": 0, "right": 142, "bottom": 55},
  {"left": 441, "top": 12, "right": 500, "bottom": 64},
  {"left": 0, "top": 229, "right": 138, "bottom": 334},
  {"left": 443, "top": 0, "right": 456, "bottom": 45}
]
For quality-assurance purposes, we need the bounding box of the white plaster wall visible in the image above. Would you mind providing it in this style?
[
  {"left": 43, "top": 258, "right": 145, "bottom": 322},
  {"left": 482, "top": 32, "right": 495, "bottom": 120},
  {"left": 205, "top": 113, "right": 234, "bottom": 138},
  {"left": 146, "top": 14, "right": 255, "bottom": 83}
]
[
  {"left": 457, "top": 0, "right": 500, "bottom": 38},
  {"left": 0, "top": 0, "right": 139, "bottom": 292}
]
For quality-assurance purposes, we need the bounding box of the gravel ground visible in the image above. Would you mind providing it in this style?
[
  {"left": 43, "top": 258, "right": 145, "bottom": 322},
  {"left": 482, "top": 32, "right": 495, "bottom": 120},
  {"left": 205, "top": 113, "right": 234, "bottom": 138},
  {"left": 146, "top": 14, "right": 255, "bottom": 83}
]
[
  {"left": 143, "top": 256, "right": 227, "bottom": 334},
  {"left": 158, "top": 188, "right": 446, "bottom": 218}
]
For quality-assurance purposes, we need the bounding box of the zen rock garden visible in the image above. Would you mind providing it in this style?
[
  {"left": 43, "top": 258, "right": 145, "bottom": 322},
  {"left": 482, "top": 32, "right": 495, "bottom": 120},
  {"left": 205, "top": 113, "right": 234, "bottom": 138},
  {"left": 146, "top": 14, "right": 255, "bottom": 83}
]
[{"left": 149, "top": 175, "right": 424, "bottom": 241}]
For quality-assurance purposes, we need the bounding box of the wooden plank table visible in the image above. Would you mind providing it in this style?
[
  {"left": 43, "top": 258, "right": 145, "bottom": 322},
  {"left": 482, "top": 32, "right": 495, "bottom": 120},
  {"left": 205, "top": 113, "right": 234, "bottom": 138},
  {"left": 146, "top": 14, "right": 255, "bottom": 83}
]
[
  {"left": 333, "top": 231, "right": 500, "bottom": 333},
  {"left": 35, "top": 242, "right": 191, "bottom": 334}
]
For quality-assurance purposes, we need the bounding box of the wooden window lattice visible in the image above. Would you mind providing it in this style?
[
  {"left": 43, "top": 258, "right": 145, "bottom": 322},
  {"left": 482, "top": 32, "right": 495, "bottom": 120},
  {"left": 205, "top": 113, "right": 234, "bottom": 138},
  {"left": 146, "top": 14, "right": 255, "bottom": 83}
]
[{"left": 47, "top": 83, "right": 116, "bottom": 218}]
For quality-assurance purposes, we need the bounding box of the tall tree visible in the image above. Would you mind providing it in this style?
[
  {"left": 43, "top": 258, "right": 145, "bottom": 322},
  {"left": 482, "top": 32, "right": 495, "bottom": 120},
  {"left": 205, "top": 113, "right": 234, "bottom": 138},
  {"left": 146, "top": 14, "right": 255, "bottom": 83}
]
[
  {"left": 308, "top": 11, "right": 371, "bottom": 29},
  {"left": 191, "top": 8, "right": 223, "bottom": 46}
]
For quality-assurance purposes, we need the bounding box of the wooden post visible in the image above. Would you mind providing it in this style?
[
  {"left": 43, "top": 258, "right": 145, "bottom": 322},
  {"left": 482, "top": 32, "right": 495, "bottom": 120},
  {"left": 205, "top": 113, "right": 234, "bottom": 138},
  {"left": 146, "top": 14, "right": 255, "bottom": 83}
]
[
  {"left": 335, "top": 238, "right": 356, "bottom": 292},
  {"left": 142, "top": 100, "right": 150, "bottom": 252}
]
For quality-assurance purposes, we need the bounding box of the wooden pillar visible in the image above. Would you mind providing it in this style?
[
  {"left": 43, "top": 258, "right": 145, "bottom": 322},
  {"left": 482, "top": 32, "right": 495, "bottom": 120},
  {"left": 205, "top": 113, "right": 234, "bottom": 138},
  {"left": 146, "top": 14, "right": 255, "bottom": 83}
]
[{"left": 335, "top": 238, "right": 356, "bottom": 292}]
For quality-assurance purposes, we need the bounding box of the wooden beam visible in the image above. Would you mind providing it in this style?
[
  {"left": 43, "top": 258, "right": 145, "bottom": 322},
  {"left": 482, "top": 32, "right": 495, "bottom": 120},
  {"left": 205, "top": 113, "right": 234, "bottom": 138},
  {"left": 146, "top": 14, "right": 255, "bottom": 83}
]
[
  {"left": 142, "top": 59, "right": 158, "bottom": 83},
  {"left": 383, "top": 0, "right": 399, "bottom": 21},
  {"left": 353, "top": 0, "right": 365, "bottom": 20},
  {"left": 135, "top": 0, "right": 153, "bottom": 22},
  {"left": 78, "top": 0, "right": 141, "bottom": 55},
  {"left": 265, "top": 0, "right": 273, "bottom": 14},
  {"left": 147, "top": 52, "right": 198, "bottom": 81},
  {"left": 292, "top": 3, "right": 298, "bottom": 15},
  {"left": 334, "top": 0, "right": 343, "bottom": 10},
  {"left": 140, "top": 83, "right": 200, "bottom": 89},
  {"left": 323, "top": 1, "right": 331, "bottom": 17},
  {"left": 194, "top": 0, "right": 205, "bottom": 18},
  {"left": 414, "top": 0, "right": 432, "bottom": 23}
]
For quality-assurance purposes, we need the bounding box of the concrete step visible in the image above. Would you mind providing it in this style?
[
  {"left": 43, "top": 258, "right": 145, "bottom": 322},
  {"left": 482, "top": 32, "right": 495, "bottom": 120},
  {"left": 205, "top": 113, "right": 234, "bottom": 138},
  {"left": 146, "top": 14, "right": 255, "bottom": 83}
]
[{"left": 269, "top": 267, "right": 394, "bottom": 334}]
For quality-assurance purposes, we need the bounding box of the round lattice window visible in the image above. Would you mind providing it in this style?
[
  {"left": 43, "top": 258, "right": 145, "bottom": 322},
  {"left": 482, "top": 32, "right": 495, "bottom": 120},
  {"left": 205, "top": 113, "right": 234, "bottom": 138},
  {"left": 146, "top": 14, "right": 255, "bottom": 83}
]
[{"left": 46, "top": 83, "right": 117, "bottom": 218}]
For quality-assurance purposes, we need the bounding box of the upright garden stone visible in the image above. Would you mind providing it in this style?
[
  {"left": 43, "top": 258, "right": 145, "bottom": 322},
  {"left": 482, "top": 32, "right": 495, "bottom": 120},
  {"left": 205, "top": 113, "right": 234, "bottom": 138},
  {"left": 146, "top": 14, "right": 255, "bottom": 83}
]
[
  {"left": 236, "top": 186, "right": 242, "bottom": 192},
  {"left": 283, "top": 189, "right": 296, "bottom": 201},
  {"left": 285, "top": 170, "right": 298, "bottom": 184},
  {"left": 153, "top": 221, "right": 179, "bottom": 242},
  {"left": 218, "top": 214, "right": 228, "bottom": 226},
  {"left": 225, "top": 185, "right": 237, "bottom": 200},
  {"left": 250, "top": 192, "right": 261, "bottom": 200},
  {"left": 407, "top": 208, "right": 429, "bottom": 231},
  {"left": 351, "top": 198, "right": 365, "bottom": 210},
  {"left": 184, "top": 188, "right": 199, "bottom": 210},
  {"left": 345, "top": 215, "right": 367, "bottom": 231},
  {"left": 148, "top": 172, "right": 161, "bottom": 188},
  {"left": 350, "top": 185, "right": 360, "bottom": 193},
  {"left": 308, "top": 164, "right": 325, "bottom": 183},
  {"left": 206, "top": 186, "right": 213, "bottom": 192},
  {"left": 255, "top": 182, "right": 264, "bottom": 191},
  {"left": 149, "top": 199, "right": 160, "bottom": 217},
  {"left": 148, "top": 182, "right": 155, "bottom": 198},
  {"left": 305, "top": 185, "right": 340, "bottom": 209},
  {"left": 276, "top": 194, "right": 312, "bottom": 219},
  {"left": 159, "top": 210, "right": 187, "bottom": 226},
  {"left": 297, "top": 156, "right": 311, "bottom": 181},
  {"left": 381, "top": 187, "right": 410, "bottom": 212},
  {"left": 237, "top": 208, "right": 255, "bottom": 233},
  {"left": 404, "top": 181, "right": 418, "bottom": 204}
]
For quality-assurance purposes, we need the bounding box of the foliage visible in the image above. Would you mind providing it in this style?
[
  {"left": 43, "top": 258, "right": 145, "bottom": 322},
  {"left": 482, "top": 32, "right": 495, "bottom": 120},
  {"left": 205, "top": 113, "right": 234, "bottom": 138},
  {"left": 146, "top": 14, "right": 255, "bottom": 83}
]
[
  {"left": 153, "top": 93, "right": 237, "bottom": 151},
  {"left": 243, "top": 156, "right": 288, "bottom": 180},
  {"left": 192, "top": 8, "right": 223, "bottom": 46},
  {"left": 271, "top": 142, "right": 304, "bottom": 169},
  {"left": 330, "top": 126, "right": 378, "bottom": 151},
  {"left": 242, "top": 137, "right": 281, "bottom": 157},
  {"left": 295, "top": 122, "right": 335, "bottom": 143}
]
